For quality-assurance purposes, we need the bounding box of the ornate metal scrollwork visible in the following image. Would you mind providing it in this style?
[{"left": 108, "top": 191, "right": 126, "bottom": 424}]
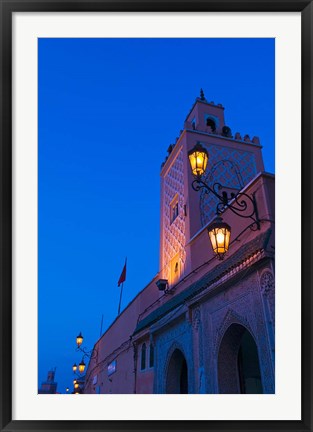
[
  {"left": 76, "top": 345, "right": 98, "bottom": 361},
  {"left": 191, "top": 178, "right": 260, "bottom": 230}
]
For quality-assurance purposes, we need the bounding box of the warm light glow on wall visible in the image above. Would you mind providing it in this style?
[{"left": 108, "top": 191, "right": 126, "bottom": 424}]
[{"left": 170, "top": 254, "right": 181, "bottom": 286}]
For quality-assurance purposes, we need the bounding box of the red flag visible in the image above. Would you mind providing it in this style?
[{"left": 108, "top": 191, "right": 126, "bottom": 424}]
[{"left": 118, "top": 260, "right": 127, "bottom": 287}]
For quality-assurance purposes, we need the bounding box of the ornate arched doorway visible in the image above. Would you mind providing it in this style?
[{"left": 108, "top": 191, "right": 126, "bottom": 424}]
[
  {"left": 166, "top": 349, "right": 188, "bottom": 394},
  {"left": 218, "top": 324, "right": 263, "bottom": 394}
]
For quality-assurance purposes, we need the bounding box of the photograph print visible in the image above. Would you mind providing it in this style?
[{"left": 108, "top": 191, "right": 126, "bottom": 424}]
[{"left": 38, "top": 38, "right": 275, "bottom": 395}]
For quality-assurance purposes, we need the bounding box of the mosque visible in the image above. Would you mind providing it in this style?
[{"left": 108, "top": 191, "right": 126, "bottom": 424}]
[{"left": 81, "top": 91, "right": 275, "bottom": 394}]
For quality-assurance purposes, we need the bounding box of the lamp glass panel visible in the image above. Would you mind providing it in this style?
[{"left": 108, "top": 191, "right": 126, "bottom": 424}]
[
  {"left": 216, "top": 228, "right": 227, "bottom": 254},
  {"left": 189, "top": 149, "right": 208, "bottom": 176},
  {"left": 209, "top": 230, "right": 217, "bottom": 252},
  {"left": 209, "top": 225, "right": 231, "bottom": 257}
]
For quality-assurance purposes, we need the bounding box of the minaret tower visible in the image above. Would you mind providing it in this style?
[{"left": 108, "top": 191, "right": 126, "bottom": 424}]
[{"left": 159, "top": 90, "right": 265, "bottom": 284}]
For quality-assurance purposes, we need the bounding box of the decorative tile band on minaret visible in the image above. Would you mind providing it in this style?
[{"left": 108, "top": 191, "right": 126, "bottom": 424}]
[
  {"left": 160, "top": 92, "right": 265, "bottom": 281},
  {"left": 161, "top": 148, "right": 186, "bottom": 285}
]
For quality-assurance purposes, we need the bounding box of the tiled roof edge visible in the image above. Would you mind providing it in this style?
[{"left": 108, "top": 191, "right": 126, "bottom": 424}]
[{"left": 133, "top": 229, "right": 272, "bottom": 335}]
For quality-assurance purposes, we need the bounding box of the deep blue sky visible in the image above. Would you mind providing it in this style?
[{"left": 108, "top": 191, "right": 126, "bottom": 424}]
[{"left": 38, "top": 38, "right": 275, "bottom": 393}]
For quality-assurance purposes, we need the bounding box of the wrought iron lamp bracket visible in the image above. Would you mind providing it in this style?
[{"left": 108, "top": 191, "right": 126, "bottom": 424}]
[
  {"left": 191, "top": 177, "right": 260, "bottom": 230},
  {"left": 76, "top": 346, "right": 98, "bottom": 360}
]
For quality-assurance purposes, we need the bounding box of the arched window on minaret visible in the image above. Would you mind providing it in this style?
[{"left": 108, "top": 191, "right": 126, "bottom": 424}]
[{"left": 206, "top": 117, "right": 216, "bottom": 132}]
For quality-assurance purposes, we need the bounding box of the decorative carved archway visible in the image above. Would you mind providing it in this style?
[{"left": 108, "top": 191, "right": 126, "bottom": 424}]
[
  {"left": 214, "top": 308, "right": 255, "bottom": 356},
  {"left": 164, "top": 344, "right": 188, "bottom": 394},
  {"left": 217, "top": 323, "right": 263, "bottom": 394}
]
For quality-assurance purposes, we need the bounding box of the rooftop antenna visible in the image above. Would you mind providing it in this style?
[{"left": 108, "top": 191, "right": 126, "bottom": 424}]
[{"left": 200, "top": 88, "right": 205, "bottom": 100}]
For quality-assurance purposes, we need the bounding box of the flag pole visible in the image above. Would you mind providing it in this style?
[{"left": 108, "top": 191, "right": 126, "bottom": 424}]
[
  {"left": 118, "top": 282, "right": 124, "bottom": 315},
  {"left": 117, "top": 257, "right": 127, "bottom": 316}
]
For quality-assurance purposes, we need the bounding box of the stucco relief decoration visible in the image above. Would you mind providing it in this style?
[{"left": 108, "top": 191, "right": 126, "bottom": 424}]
[
  {"left": 162, "top": 148, "right": 186, "bottom": 274},
  {"left": 192, "top": 307, "right": 201, "bottom": 331},
  {"left": 200, "top": 144, "right": 257, "bottom": 226},
  {"left": 260, "top": 270, "right": 275, "bottom": 318},
  {"left": 213, "top": 308, "right": 253, "bottom": 356},
  {"left": 260, "top": 271, "right": 274, "bottom": 294}
]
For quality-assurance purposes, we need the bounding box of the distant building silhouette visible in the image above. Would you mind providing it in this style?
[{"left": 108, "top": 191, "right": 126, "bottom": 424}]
[{"left": 38, "top": 368, "right": 58, "bottom": 394}]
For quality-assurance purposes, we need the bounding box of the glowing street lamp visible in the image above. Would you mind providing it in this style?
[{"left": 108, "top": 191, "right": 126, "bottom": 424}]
[
  {"left": 74, "top": 332, "right": 97, "bottom": 361},
  {"left": 78, "top": 359, "right": 86, "bottom": 374},
  {"left": 188, "top": 143, "right": 208, "bottom": 177},
  {"left": 207, "top": 216, "right": 231, "bottom": 260},
  {"left": 71, "top": 332, "right": 98, "bottom": 394},
  {"left": 76, "top": 332, "right": 83, "bottom": 348}
]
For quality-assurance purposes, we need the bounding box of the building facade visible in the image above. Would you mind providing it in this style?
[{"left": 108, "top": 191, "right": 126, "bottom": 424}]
[{"left": 83, "top": 93, "right": 275, "bottom": 394}]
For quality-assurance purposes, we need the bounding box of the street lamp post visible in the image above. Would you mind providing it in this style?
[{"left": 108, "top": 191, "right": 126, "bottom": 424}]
[
  {"left": 71, "top": 332, "right": 98, "bottom": 393},
  {"left": 188, "top": 142, "right": 261, "bottom": 260},
  {"left": 74, "top": 331, "right": 98, "bottom": 361}
]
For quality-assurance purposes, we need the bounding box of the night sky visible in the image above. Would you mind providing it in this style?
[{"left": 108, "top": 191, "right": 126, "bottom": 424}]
[{"left": 38, "top": 38, "right": 275, "bottom": 393}]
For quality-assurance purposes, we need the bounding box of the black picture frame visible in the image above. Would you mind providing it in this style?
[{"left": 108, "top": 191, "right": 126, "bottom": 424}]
[{"left": 1, "top": 1, "right": 312, "bottom": 431}]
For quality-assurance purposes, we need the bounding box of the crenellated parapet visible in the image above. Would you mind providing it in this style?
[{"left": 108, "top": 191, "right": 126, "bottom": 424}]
[{"left": 161, "top": 90, "right": 261, "bottom": 170}]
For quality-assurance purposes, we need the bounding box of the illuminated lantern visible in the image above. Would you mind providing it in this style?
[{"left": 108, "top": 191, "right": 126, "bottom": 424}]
[
  {"left": 188, "top": 143, "right": 208, "bottom": 177},
  {"left": 72, "top": 363, "right": 77, "bottom": 372},
  {"left": 207, "top": 216, "right": 231, "bottom": 260},
  {"left": 76, "top": 332, "right": 83, "bottom": 347},
  {"left": 78, "top": 359, "right": 86, "bottom": 373}
]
